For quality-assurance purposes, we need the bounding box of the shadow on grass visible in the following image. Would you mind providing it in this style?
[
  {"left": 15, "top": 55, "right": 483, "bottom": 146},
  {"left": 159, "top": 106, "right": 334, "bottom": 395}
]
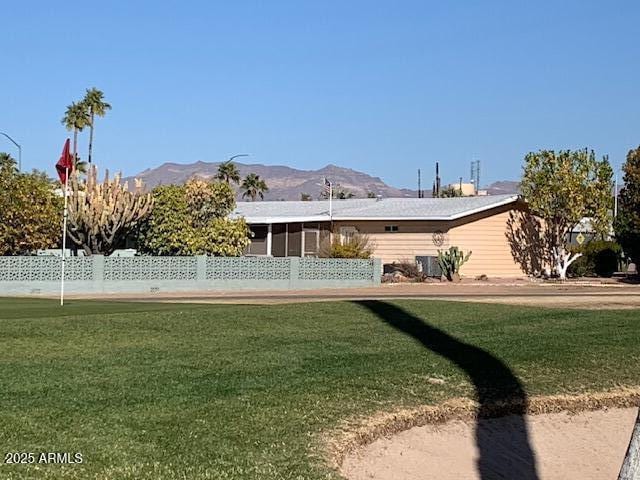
[{"left": 356, "top": 300, "right": 540, "bottom": 480}]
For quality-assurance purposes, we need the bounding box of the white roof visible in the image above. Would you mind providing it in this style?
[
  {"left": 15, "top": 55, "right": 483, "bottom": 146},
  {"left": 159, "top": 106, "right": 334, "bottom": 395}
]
[
  {"left": 572, "top": 217, "right": 596, "bottom": 233},
  {"left": 571, "top": 217, "right": 614, "bottom": 235},
  {"left": 232, "top": 194, "right": 520, "bottom": 224}
]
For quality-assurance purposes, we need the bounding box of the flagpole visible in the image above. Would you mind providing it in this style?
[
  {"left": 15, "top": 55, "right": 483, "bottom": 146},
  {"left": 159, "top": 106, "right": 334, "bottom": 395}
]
[
  {"left": 614, "top": 172, "right": 618, "bottom": 218},
  {"left": 60, "top": 168, "right": 69, "bottom": 306}
]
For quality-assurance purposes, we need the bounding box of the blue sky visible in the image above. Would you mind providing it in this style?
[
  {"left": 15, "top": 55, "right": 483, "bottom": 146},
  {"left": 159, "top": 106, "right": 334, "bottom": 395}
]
[{"left": 2, "top": 1, "right": 639, "bottom": 188}]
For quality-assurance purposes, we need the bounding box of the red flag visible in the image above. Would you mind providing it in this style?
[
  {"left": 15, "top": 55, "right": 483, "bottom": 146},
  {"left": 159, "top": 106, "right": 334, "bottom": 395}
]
[{"left": 56, "top": 139, "right": 73, "bottom": 184}]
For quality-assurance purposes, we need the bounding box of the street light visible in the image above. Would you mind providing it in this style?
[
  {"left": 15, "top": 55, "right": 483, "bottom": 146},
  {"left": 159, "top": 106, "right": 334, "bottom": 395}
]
[
  {"left": 0, "top": 131, "right": 22, "bottom": 171},
  {"left": 229, "top": 154, "right": 249, "bottom": 162}
]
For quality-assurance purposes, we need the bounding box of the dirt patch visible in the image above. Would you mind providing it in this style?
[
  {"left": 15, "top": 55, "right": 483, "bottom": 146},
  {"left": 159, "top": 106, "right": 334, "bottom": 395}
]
[{"left": 325, "top": 387, "right": 640, "bottom": 477}]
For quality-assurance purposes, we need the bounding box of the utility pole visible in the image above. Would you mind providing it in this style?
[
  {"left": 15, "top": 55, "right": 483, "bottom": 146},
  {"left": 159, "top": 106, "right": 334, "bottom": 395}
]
[
  {"left": 417, "top": 169, "right": 422, "bottom": 198},
  {"left": 435, "top": 162, "right": 441, "bottom": 198}
]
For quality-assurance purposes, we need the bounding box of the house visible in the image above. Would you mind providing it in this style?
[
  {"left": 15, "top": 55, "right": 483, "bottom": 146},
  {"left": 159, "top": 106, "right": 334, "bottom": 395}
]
[
  {"left": 568, "top": 217, "right": 614, "bottom": 246},
  {"left": 232, "top": 194, "right": 527, "bottom": 277}
]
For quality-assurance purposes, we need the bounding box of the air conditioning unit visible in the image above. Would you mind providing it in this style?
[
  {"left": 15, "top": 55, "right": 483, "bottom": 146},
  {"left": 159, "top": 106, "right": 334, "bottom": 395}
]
[{"left": 415, "top": 255, "right": 442, "bottom": 277}]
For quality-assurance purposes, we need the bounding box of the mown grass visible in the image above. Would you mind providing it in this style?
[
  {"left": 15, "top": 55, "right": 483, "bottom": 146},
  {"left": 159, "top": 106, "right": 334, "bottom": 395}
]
[{"left": 0, "top": 298, "right": 638, "bottom": 479}]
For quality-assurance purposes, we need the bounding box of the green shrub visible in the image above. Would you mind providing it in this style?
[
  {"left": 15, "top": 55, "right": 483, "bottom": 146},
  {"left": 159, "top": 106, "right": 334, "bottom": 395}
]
[
  {"left": 567, "top": 254, "right": 591, "bottom": 277},
  {"left": 568, "top": 240, "right": 621, "bottom": 277},
  {"left": 319, "top": 233, "right": 374, "bottom": 259}
]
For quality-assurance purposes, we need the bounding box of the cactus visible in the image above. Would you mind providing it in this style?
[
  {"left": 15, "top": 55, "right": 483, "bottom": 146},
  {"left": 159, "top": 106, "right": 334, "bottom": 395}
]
[
  {"left": 66, "top": 166, "right": 153, "bottom": 255},
  {"left": 437, "top": 246, "right": 472, "bottom": 281}
]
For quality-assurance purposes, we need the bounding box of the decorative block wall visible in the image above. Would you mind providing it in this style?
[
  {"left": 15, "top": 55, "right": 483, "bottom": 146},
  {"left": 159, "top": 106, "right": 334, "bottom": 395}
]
[
  {"left": 104, "top": 257, "right": 198, "bottom": 280},
  {"left": 0, "top": 256, "right": 94, "bottom": 282},
  {"left": 0, "top": 256, "right": 382, "bottom": 295},
  {"left": 298, "top": 258, "right": 376, "bottom": 280},
  {"left": 206, "top": 257, "right": 292, "bottom": 280}
]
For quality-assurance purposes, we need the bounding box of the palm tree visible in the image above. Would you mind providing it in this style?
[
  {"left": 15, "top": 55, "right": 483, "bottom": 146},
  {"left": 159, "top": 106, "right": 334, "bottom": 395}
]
[
  {"left": 241, "top": 173, "right": 269, "bottom": 201},
  {"left": 216, "top": 160, "right": 241, "bottom": 184},
  {"left": 335, "top": 188, "right": 355, "bottom": 199},
  {"left": 82, "top": 88, "right": 111, "bottom": 164},
  {"left": 61, "top": 102, "right": 91, "bottom": 159},
  {"left": 0, "top": 152, "right": 18, "bottom": 174},
  {"left": 73, "top": 154, "right": 88, "bottom": 175}
]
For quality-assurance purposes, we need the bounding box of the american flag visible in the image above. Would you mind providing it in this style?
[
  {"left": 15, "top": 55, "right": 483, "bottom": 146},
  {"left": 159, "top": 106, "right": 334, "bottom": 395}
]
[{"left": 323, "top": 178, "right": 332, "bottom": 196}]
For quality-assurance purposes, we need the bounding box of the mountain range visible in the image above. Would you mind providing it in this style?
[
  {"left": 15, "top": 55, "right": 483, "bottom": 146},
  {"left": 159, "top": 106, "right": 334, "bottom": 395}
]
[{"left": 125, "top": 161, "right": 520, "bottom": 200}]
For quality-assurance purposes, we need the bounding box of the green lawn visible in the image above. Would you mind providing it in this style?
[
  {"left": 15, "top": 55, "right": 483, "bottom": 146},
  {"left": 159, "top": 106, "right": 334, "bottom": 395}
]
[{"left": 0, "top": 298, "right": 638, "bottom": 479}]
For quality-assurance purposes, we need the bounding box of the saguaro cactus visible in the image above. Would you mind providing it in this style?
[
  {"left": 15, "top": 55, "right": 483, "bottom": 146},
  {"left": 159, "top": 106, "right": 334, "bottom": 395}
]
[
  {"left": 437, "top": 246, "right": 472, "bottom": 281},
  {"left": 67, "top": 166, "right": 153, "bottom": 255}
]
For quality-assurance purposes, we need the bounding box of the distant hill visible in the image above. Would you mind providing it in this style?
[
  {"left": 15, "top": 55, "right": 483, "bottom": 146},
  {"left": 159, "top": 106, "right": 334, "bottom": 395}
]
[
  {"left": 125, "top": 161, "right": 418, "bottom": 200},
  {"left": 125, "top": 160, "right": 520, "bottom": 200},
  {"left": 485, "top": 180, "right": 520, "bottom": 195}
]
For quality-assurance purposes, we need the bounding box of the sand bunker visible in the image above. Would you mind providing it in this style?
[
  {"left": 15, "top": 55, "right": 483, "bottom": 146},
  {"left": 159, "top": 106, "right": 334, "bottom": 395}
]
[{"left": 341, "top": 407, "right": 637, "bottom": 480}]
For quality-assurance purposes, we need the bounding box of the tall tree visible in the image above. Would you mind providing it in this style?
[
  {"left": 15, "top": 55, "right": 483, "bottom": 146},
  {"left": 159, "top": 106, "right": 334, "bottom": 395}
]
[
  {"left": 215, "top": 160, "right": 241, "bottom": 185},
  {"left": 0, "top": 157, "right": 62, "bottom": 255},
  {"left": 334, "top": 188, "right": 355, "bottom": 199},
  {"left": 320, "top": 185, "right": 354, "bottom": 199},
  {"left": 82, "top": 88, "right": 111, "bottom": 164},
  {"left": 519, "top": 149, "right": 613, "bottom": 279},
  {"left": 615, "top": 146, "right": 640, "bottom": 265},
  {"left": 0, "top": 152, "right": 18, "bottom": 174},
  {"left": 139, "top": 179, "right": 250, "bottom": 256},
  {"left": 439, "top": 186, "right": 463, "bottom": 198},
  {"left": 61, "top": 101, "right": 91, "bottom": 159},
  {"left": 241, "top": 173, "right": 269, "bottom": 201},
  {"left": 185, "top": 178, "right": 236, "bottom": 226}
]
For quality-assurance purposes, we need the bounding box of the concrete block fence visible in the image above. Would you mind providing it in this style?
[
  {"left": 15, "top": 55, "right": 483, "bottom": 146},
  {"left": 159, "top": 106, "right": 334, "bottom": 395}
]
[{"left": 0, "top": 256, "right": 382, "bottom": 295}]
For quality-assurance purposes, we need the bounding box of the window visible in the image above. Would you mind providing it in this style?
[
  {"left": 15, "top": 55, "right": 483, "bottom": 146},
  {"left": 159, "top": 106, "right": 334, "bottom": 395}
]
[{"left": 384, "top": 225, "right": 399, "bottom": 232}]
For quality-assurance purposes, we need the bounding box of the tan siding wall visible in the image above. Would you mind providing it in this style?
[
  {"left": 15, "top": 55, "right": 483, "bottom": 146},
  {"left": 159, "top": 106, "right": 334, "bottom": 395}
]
[
  {"left": 332, "top": 220, "right": 451, "bottom": 265},
  {"left": 333, "top": 203, "right": 527, "bottom": 277},
  {"left": 448, "top": 208, "right": 526, "bottom": 277}
]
